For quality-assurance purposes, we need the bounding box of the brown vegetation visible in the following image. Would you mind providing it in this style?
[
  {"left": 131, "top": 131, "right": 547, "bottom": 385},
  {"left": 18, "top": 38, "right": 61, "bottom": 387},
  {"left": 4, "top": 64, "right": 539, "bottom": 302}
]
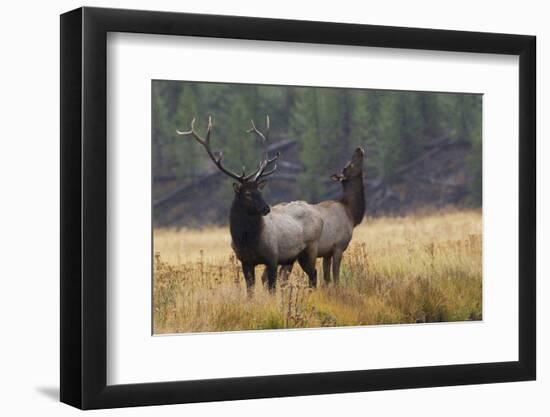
[{"left": 153, "top": 209, "right": 482, "bottom": 334}]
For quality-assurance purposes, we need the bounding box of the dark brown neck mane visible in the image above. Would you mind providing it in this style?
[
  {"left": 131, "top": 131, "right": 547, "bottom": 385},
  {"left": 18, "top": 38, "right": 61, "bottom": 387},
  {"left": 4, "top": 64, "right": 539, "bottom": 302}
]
[
  {"left": 229, "top": 198, "right": 263, "bottom": 249},
  {"left": 341, "top": 174, "right": 365, "bottom": 226}
]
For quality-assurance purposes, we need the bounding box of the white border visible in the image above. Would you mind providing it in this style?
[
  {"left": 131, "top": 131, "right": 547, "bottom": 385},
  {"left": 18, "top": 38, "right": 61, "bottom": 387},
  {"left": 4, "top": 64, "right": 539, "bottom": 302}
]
[{"left": 107, "top": 33, "right": 519, "bottom": 385}]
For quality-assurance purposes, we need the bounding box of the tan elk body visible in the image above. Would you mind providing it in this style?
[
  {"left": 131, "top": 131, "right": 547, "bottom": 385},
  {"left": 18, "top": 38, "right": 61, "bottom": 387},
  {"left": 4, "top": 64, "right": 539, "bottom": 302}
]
[
  {"left": 230, "top": 199, "right": 322, "bottom": 270},
  {"left": 177, "top": 116, "right": 323, "bottom": 293},
  {"left": 314, "top": 148, "right": 366, "bottom": 283},
  {"left": 276, "top": 148, "right": 365, "bottom": 284}
]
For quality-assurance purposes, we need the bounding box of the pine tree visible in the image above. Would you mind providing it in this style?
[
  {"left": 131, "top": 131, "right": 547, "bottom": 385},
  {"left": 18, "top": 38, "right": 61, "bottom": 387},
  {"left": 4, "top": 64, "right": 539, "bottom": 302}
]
[
  {"left": 350, "top": 90, "right": 381, "bottom": 177},
  {"left": 376, "top": 92, "right": 426, "bottom": 180},
  {"left": 290, "top": 88, "right": 323, "bottom": 201},
  {"left": 172, "top": 84, "right": 200, "bottom": 179},
  {"left": 153, "top": 81, "right": 484, "bottom": 215},
  {"left": 151, "top": 82, "right": 169, "bottom": 178}
]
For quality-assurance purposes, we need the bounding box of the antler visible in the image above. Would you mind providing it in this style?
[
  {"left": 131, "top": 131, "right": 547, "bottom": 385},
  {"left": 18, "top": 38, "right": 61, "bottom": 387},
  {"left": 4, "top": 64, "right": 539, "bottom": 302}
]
[
  {"left": 177, "top": 115, "right": 280, "bottom": 183},
  {"left": 247, "top": 114, "right": 270, "bottom": 147},
  {"left": 245, "top": 115, "right": 280, "bottom": 181},
  {"left": 176, "top": 116, "right": 245, "bottom": 182}
]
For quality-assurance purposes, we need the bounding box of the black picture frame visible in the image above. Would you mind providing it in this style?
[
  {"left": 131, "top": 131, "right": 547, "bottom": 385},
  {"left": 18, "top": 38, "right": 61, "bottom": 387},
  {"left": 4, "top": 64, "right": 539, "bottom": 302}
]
[{"left": 60, "top": 6, "right": 536, "bottom": 410}]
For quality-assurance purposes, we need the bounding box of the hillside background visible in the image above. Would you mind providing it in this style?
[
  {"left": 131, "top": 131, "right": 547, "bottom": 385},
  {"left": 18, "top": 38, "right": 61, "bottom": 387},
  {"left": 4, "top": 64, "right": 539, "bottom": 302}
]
[{"left": 152, "top": 81, "right": 482, "bottom": 227}]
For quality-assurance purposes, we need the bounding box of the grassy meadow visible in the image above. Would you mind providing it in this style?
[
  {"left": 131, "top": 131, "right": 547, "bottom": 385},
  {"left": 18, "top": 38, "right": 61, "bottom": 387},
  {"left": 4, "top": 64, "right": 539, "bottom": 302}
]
[{"left": 153, "top": 209, "right": 482, "bottom": 334}]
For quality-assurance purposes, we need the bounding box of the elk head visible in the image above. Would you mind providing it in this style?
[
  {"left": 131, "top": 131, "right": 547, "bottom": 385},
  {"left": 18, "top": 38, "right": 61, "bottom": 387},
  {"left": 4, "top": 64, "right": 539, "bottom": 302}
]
[
  {"left": 176, "top": 115, "right": 279, "bottom": 216},
  {"left": 331, "top": 147, "right": 365, "bottom": 183}
]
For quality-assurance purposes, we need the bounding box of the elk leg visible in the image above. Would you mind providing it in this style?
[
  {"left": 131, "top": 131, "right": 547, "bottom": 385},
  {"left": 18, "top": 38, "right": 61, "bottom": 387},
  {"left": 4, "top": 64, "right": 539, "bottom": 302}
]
[
  {"left": 261, "top": 264, "right": 280, "bottom": 289},
  {"left": 322, "top": 256, "right": 332, "bottom": 284},
  {"left": 266, "top": 263, "right": 278, "bottom": 293},
  {"left": 332, "top": 249, "right": 343, "bottom": 285},
  {"left": 298, "top": 250, "right": 317, "bottom": 289},
  {"left": 279, "top": 263, "right": 294, "bottom": 282},
  {"left": 261, "top": 268, "right": 268, "bottom": 286},
  {"left": 242, "top": 264, "right": 256, "bottom": 296}
]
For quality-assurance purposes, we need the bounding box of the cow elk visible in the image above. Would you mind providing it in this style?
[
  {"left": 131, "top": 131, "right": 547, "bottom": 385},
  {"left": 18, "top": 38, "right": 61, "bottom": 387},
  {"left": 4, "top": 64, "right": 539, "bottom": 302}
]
[
  {"left": 278, "top": 148, "right": 365, "bottom": 284},
  {"left": 176, "top": 116, "right": 323, "bottom": 294},
  {"left": 314, "top": 147, "right": 366, "bottom": 283}
]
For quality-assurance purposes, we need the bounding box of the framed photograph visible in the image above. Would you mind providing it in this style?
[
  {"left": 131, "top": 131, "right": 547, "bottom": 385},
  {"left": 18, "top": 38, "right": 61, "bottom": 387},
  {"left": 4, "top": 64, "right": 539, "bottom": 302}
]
[{"left": 60, "top": 6, "right": 536, "bottom": 409}]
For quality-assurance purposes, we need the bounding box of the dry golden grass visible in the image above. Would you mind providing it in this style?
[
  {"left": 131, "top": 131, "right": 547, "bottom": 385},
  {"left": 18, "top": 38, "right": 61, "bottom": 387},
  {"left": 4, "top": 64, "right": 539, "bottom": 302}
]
[{"left": 153, "top": 209, "right": 482, "bottom": 334}]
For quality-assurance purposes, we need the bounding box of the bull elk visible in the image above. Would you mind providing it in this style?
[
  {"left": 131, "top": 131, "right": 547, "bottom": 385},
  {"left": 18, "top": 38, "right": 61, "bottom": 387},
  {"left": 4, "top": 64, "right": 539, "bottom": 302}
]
[{"left": 176, "top": 116, "right": 323, "bottom": 294}]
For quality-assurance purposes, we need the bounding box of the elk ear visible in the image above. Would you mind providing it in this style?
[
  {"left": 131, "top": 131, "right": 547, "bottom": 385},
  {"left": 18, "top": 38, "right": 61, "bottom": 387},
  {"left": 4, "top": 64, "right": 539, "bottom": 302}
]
[
  {"left": 232, "top": 182, "right": 242, "bottom": 193},
  {"left": 257, "top": 180, "right": 267, "bottom": 190},
  {"left": 331, "top": 173, "right": 343, "bottom": 182}
]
